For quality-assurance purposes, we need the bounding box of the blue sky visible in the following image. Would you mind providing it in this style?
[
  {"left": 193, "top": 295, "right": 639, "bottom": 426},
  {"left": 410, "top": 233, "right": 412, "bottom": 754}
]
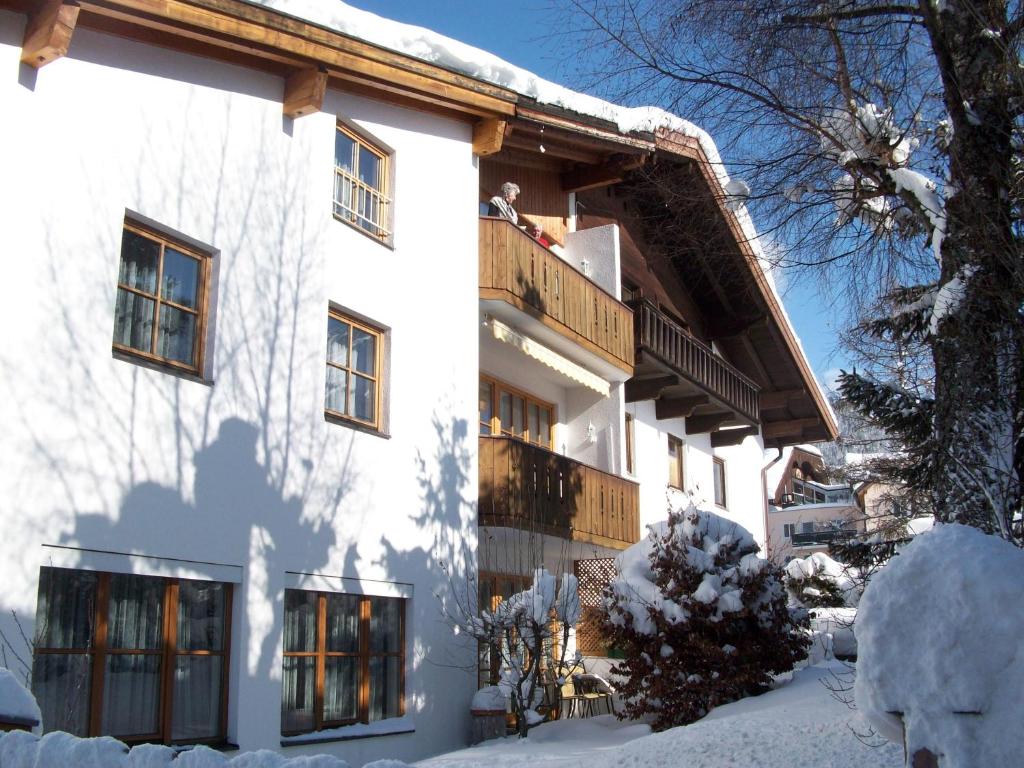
[{"left": 350, "top": 0, "right": 847, "bottom": 392}]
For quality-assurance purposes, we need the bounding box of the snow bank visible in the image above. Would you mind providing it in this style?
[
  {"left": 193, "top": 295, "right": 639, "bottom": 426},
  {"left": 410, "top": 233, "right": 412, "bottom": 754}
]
[
  {"left": 855, "top": 524, "right": 1024, "bottom": 766},
  {"left": 0, "top": 669, "right": 40, "bottom": 729},
  {"left": 470, "top": 686, "right": 506, "bottom": 712},
  {"left": 785, "top": 551, "right": 861, "bottom": 607}
]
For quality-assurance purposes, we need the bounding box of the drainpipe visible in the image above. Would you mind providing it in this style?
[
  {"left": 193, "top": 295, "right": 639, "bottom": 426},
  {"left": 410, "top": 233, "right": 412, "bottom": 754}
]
[{"left": 762, "top": 447, "right": 784, "bottom": 557}]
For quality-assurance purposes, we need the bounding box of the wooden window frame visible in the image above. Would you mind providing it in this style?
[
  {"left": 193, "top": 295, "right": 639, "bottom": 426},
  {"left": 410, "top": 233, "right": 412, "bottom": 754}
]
[
  {"left": 334, "top": 122, "right": 393, "bottom": 245},
  {"left": 325, "top": 309, "right": 386, "bottom": 433},
  {"left": 624, "top": 413, "right": 635, "bottom": 475},
  {"left": 712, "top": 457, "right": 727, "bottom": 508},
  {"left": 478, "top": 375, "right": 556, "bottom": 449},
  {"left": 32, "top": 567, "right": 232, "bottom": 745},
  {"left": 667, "top": 435, "right": 684, "bottom": 490},
  {"left": 281, "top": 591, "right": 406, "bottom": 735},
  {"left": 112, "top": 221, "right": 212, "bottom": 376}
]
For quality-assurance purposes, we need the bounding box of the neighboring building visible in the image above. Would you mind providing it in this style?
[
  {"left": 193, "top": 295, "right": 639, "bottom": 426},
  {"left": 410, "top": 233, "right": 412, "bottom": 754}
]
[
  {"left": 0, "top": 0, "right": 836, "bottom": 762},
  {"left": 765, "top": 446, "right": 863, "bottom": 561}
]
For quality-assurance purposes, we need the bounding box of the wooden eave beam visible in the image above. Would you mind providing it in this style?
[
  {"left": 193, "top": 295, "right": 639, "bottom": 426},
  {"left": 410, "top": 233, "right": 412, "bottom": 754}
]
[
  {"left": 705, "top": 313, "right": 766, "bottom": 341},
  {"left": 710, "top": 426, "right": 760, "bottom": 447},
  {"left": 686, "top": 412, "right": 734, "bottom": 435},
  {"left": 762, "top": 417, "right": 820, "bottom": 439},
  {"left": 561, "top": 154, "right": 648, "bottom": 193},
  {"left": 625, "top": 375, "right": 678, "bottom": 403},
  {"left": 655, "top": 395, "right": 708, "bottom": 420},
  {"left": 73, "top": 0, "right": 517, "bottom": 119},
  {"left": 502, "top": 132, "right": 602, "bottom": 164},
  {"left": 759, "top": 388, "right": 805, "bottom": 411},
  {"left": 21, "top": 0, "right": 79, "bottom": 68},
  {"left": 473, "top": 118, "right": 507, "bottom": 156},
  {"left": 283, "top": 65, "right": 326, "bottom": 119}
]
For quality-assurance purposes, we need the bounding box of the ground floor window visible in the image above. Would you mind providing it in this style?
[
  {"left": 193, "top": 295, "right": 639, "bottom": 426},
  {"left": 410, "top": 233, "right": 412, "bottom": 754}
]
[
  {"left": 31, "top": 567, "right": 231, "bottom": 744},
  {"left": 281, "top": 590, "right": 405, "bottom": 734}
]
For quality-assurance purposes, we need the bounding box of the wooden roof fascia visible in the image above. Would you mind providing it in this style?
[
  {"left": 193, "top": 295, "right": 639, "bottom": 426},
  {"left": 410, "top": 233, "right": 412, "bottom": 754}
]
[
  {"left": 654, "top": 129, "right": 839, "bottom": 441},
  {"left": 20, "top": 0, "right": 79, "bottom": 68},
  {"left": 67, "top": 0, "right": 518, "bottom": 118}
]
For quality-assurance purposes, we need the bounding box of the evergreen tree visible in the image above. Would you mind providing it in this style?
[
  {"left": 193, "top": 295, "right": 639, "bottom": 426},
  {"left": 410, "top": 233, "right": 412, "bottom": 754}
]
[{"left": 601, "top": 503, "right": 809, "bottom": 730}]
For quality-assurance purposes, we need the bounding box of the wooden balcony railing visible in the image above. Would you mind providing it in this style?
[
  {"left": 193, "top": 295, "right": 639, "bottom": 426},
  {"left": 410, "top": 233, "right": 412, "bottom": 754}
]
[
  {"left": 630, "top": 299, "right": 760, "bottom": 424},
  {"left": 479, "top": 217, "right": 634, "bottom": 374},
  {"left": 479, "top": 436, "right": 640, "bottom": 550}
]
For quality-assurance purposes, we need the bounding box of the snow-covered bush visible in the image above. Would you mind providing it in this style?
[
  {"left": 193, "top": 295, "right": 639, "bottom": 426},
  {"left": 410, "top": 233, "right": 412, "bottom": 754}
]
[
  {"left": 602, "top": 502, "right": 809, "bottom": 730},
  {"left": 855, "top": 524, "right": 1024, "bottom": 767},
  {"left": 785, "top": 552, "right": 860, "bottom": 608},
  {"left": 450, "top": 567, "right": 580, "bottom": 737}
]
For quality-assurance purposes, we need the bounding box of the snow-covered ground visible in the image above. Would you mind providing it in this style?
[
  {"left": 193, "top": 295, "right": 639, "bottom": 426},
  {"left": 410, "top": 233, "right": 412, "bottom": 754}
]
[{"left": 419, "top": 662, "right": 902, "bottom": 768}]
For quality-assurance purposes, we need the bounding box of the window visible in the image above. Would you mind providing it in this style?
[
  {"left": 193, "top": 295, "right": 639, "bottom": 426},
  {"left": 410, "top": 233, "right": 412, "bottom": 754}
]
[
  {"left": 667, "top": 435, "right": 684, "bottom": 489},
  {"left": 325, "top": 310, "right": 385, "bottom": 432},
  {"left": 783, "top": 523, "right": 795, "bottom": 538},
  {"left": 31, "top": 567, "right": 231, "bottom": 744},
  {"left": 713, "top": 457, "right": 727, "bottom": 507},
  {"left": 624, "top": 413, "right": 635, "bottom": 474},
  {"left": 801, "top": 522, "right": 815, "bottom": 534},
  {"left": 334, "top": 124, "right": 392, "bottom": 242},
  {"left": 281, "top": 590, "right": 404, "bottom": 734},
  {"left": 479, "top": 376, "right": 554, "bottom": 448},
  {"left": 113, "top": 221, "right": 211, "bottom": 375}
]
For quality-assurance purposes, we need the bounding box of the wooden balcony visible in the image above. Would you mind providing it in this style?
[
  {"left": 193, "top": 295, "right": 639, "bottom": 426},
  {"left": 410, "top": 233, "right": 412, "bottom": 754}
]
[
  {"left": 479, "top": 217, "right": 634, "bottom": 374},
  {"left": 628, "top": 299, "right": 760, "bottom": 429},
  {"left": 479, "top": 436, "right": 640, "bottom": 550}
]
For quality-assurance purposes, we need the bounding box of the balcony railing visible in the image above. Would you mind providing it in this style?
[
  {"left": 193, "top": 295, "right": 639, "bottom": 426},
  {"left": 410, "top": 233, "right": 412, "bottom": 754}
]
[
  {"left": 479, "top": 436, "right": 640, "bottom": 550},
  {"left": 629, "top": 299, "right": 760, "bottom": 424},
  {"left": 478, "top": 217, "right": 634, "bottom": 373},
  {"left": 792, "top": 529, "right": 858, "bottom": 547}
]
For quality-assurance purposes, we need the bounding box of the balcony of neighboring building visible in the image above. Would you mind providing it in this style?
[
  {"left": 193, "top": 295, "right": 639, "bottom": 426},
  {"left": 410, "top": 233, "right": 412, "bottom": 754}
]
[
  {"left": 478, "top": 435, "right": 640, "bottom": 550},
  {"left": 624, "top": 298, "right": 761, "bottom": 441},
  {"left": 478, "top": 216, "right": 634, "bottom": 382}
]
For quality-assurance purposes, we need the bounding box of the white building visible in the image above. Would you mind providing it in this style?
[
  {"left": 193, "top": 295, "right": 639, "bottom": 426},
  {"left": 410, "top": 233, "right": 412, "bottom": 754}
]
[{"left": 0, "top": 0, "right": 836, "bottom": 762}]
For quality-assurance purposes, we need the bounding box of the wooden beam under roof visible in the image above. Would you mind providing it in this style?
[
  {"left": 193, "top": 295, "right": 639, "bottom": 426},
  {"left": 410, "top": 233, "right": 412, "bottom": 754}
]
[
  {"left": 473, "top": 118, "right": 507, "bottom": 156},
  {"left": 21, "top": 0, "right": 79, "bottom": 68},
  {"left": 686, "top": 412, "right": 735, "bottom": 434},
  {"left": 705, "top": 313, "right": 766, "bottom": 341},
  {"left": 625, "top": 375, "right": 678, "bottom": 403},
  {"left": 561, "top": 154, "right": 648, "bottom": 193},
  {"left": 67, "top": 0, "right": 517, "bottom": 119},
  {"left": 655, "top": 395, "right": 708, "bottom": 420},
  {"left": 763, "top": 417, "right": 820, "bottom": 439},
  {"left": 503, "top": 132, "right": 603, "bottom": 164},
  {"left": 710, "top": 426, "right": 760, "bottom": 447},
  {"left": 759, "top": 388, "right": 805, "bottom": 411},
  {"left": 283, "top": 66, "right": 326, "bottom": 119}
]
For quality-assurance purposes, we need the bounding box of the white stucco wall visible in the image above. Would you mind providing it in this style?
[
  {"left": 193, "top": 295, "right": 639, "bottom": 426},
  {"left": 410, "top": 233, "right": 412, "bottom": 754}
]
[
  {"left": 563, "top": 224, "right": 620, "bottom": 298},
  {"left": 0, "top": 13, "right": 479, "bottom": 765},
  {"left": 627, "top": 401, "right": 768, "bottom": 549}
]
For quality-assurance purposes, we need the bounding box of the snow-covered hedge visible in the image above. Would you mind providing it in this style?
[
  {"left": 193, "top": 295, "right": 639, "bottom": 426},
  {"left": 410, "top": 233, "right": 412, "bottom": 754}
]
[
  {"left": 602, "top": 502, "right": 809, "bottom": 729},
  {"left": 855, "top": 523, "right": 1024, "bottom": 767}
]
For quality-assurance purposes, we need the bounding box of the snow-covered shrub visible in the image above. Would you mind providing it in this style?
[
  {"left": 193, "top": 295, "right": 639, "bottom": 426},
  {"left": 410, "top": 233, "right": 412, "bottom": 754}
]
[
  {"left": 602, "top": 502, "right": 809, "bottom": 730},
  {"left": 785, "top": 552, "right": 860, "bottom": 608},
  {"left": 450, "top": 567, "right": 580, "bottom": 737},
  {"left": 855, "top": 523, "right": 1024, "bottom": 767}
]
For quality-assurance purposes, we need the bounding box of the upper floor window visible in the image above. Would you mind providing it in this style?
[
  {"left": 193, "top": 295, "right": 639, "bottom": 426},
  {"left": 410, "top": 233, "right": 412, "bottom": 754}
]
[
  {"left": 325, "top": 309, "right": 386, "bottom": 433},
  {"left": 32, "top": 567, "right": 231, "bottom": 744},
  {"left": 334, "top": 123, "right": 392, "bottom": 243},
  {"left": 713, "top": 457, "right": 727, "bottom": 507},
  {"left": 479, "top": 376, "right": 554, "bottom": 448},
  {"left": 281, "top": 590, "right": 405, "bottom": 734},
  {"left": 783, "top": 523, "right": 795, "bottom": 538},
  {"left": 667, "top": 435, "right": 684, "bottom": 490},
  {"left": 113, "top": 222, "right": 210, "bottom": 375}
]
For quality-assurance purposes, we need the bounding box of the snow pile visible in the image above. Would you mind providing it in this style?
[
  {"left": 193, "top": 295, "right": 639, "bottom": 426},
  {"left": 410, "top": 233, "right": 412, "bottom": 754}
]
[
  {"left": 0, "top": 731, "right": 355, "bottom": 767},
  {"left": 0, "top": 668, "right": 40, "bottom": 729},
  {"left": 470, "top": 686, "right": 506, "bottom": 713},
  {"left": 606, "top": 504, "right": 759, "bottom": 635},
  {"left": 421, "top": 663, "right": 901, "bottom": 768},
  {"left": 806, "top": 607, "right": 858, "bottom": 660},
  {"left": 855, "top": 523, "right": 1024, "bottom": 766}
]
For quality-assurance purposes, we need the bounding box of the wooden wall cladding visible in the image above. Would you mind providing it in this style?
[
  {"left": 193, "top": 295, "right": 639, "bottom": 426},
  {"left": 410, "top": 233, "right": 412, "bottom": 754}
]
[{"left": 481, "top": 160, "right": 568, "bottom": 244}]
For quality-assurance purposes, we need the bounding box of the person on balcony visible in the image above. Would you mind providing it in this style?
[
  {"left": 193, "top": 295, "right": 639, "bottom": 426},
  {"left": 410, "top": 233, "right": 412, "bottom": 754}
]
[
  {"left": 488, "top": 181, "right": 520, "bottom": 224},
  {"left": 529, "top": 224, "right": 550, "bottom": 248}
]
